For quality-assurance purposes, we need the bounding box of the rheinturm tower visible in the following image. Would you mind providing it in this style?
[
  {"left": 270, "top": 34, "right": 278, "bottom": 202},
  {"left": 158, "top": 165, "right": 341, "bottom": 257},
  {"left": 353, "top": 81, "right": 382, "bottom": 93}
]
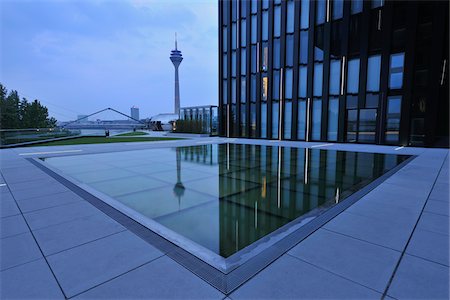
[{"left": 170, "top": 33, "right": 183, "bottom": 115}]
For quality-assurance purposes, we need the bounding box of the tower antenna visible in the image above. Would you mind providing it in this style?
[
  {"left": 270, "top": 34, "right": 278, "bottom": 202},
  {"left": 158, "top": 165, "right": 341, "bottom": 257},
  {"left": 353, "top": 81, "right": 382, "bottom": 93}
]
[{"left": 175, "top": 32, "right": 177, "bottom": 50}]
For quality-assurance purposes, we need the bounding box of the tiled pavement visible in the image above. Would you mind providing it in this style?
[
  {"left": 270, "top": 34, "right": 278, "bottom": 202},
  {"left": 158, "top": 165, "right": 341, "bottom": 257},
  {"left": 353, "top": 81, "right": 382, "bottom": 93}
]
[{"left": 1, "top": 138, "right": 448, "bottom": 299}]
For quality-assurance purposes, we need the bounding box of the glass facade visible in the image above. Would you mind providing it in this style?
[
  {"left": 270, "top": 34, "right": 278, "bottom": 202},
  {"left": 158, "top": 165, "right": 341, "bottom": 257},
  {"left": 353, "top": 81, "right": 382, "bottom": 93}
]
[{"left": 220, "top": 0, "right": 449, "bottom": 147}]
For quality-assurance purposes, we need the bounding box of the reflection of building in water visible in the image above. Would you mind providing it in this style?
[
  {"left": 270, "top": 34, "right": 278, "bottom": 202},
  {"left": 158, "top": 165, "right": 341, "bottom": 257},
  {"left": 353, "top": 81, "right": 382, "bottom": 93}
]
[
  {"left": 170, "top": 143, "right": 406, "bottom": 257},
  {"left": 173, "top": 147, "right": 185, "bottom": 210}
]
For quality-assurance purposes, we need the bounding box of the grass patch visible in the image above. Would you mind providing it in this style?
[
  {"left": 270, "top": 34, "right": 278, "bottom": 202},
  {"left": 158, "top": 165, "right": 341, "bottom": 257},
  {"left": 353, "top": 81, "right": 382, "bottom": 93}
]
[
  {"left": 115, "top": 131, "right": 148, "bottom": 136},
  {"left": 26, "top": 136, "right": 183, "bottom": 146}
]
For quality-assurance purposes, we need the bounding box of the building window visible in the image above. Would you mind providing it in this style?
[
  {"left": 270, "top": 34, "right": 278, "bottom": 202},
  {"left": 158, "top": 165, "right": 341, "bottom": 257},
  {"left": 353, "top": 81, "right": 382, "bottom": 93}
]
[
  {"left": 240, "top": 1, "right": 247, "bottom": 17},
  {"left": 250, "top": 103, "right": 256, "bottom": 137},
  {"left": 251, "top": 75, "right": 256, "bottom": 101},
  {"left": 241, "top": 77, "right": 246, "bottom": 102},
  {"left": 251, "top": 15, "right": 257, "bottom": 44},
  {"left": 285, "top": 68, "right": 293, "bottom": 99},
  {"left": 333, "top": 0, "right": 344, "bottom": 20},
  {"left": 273, "top": 70, "right": 280, "bottom": 100},
  {"left": 241, "top": 19, "right": 246, "bottom": 46},
  {"left": 232, "top": 23, "right": 237, "bottom": 49},
  {"left": 316, "top": 0, "right": 326, "bottom": 25},
  {"left": 262, "top": 43, "right": 268, "bottom": 71},
  {"left": 286, "top": 0, "right": 295, "bottom": 33},
  {"left": 262, "top": 0, "right": 269, "bottom": 10},
  {"left": 262, "top": 75, "right": 268, "bottom": 101},
  {"left": 385, "top": 96, "right": 402, "bottom": 143},
  {"left": 222, "top": 27, "right": 227, "bottom": 52},
  {"left": 223, "top": 54, "right": 227, "bottom": 77},
  {"left": 389, "top": 53, "right": 405, "bottom": 89},
  {"left": 262, "top": 11, "right": 269, "bottom": 41},
  {"left": 358, "top": 109, "right": 377, "bottom": 143},
  {"left": 241, "top": 48, "right": 246, "bottom": 75},
  {"left": 223, "top": 1, "right": 229, "bottom": 25},
  {"left": 314, "top": 26, "right": 324, "bottom": 62},
  {"left": 351, "top": 0, "right": 363, "bottom": 14},
  {"left": 231, "top": 0, "right": 237, "bottom": 21},
  {"left": 261, "top": 102, "right": 267, "bottom": 138},
  {"left": 274, "top": 5, "right": 281, "bottom": 37},
  {"left": 346, "top": 109, "right": 358, "bottom": 142},
  {"left": 371, "top": 0, "right": 384, "bottom": 9},
  {"left": 231, "top": 51, "right": 236, "bottom": 76},
  {"left": 231, "top": 79, "right": 236, "bottom": 103},
  {"left": 299, "top": 31, "right": 309, "bottom": 64},
  {"left": 286, "top": 35, "right": 294, "bottom": 67},
  {"left": 313, "top": 63, "right": 323, "bottom": 97},
  {"left": 300, "top": 0, "right": 310, "bottom": 29},
  {"left": 251, "top": 45, "right": 257, "bottom": 73},
  {"left": 328, "top": 97, "right": 339, "bottom": 141},
  {"left": 347, "top": 58, "right": 360, "bottom": 94},
  {"left": 297, "top": 100, "right": 307, "bottom": 140},
  {"left": 329, "top": 59, "right": 341, "bottom": 95},
  {"left": 240, "top": 104, "right": 246, "bottom": 136},
  {"left": 298, "top": 66, "right": 308, "bottom": 98},
  {"left": 367, "top": 55, "right": 381, "bottom": 92},
  {"left": 251, "top": 0, "right": 257, "bottom": 14},
  {"left": 223, "top": 80, "right": 228, "bottom": 104},
  {"left": 272, "top": 101, "right": 279, "bottom": 139},
  {"left": 284, "top": 100, "right": 292, "bottom": 139},
  {"left": 273, "top": 39, "right": 281, "bottom": 69},
  {"left": 312, "top": 99, "right": 322, "bottom": 140}
]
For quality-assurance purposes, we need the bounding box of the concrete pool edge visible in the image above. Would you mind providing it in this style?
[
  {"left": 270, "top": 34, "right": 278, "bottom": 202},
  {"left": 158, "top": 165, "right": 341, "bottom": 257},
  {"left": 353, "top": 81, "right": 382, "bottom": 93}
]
[{"left": 27, "top": 150, "right": 417, "bottom": 294}]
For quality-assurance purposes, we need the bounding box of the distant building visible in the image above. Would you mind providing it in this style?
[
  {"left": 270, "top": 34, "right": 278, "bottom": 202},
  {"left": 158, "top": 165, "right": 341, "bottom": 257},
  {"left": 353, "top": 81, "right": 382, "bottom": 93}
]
[{"left": 130, "top": 106, "right": 139, "bottom": 121}]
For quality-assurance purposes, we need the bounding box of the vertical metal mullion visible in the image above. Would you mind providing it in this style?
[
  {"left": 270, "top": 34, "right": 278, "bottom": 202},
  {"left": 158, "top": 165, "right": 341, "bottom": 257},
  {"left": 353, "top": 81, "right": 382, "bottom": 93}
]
[
  {"left": 279, "top": 0, "right": 287, "bottom": 140},
  {"left": 321, "top": 7, "right": 332, "bottom": 141},
  {"left": 306, "top": 0, "right": 316, "bottom": 142},
  {"left": 338, "top": 1, "right": 350, "bottom": 142},
  {"left": 291, "top": 0, "right": 301, "bottom": 140},
  {"left": 267, "top": 1, "right": 274, "bottom": 139}
]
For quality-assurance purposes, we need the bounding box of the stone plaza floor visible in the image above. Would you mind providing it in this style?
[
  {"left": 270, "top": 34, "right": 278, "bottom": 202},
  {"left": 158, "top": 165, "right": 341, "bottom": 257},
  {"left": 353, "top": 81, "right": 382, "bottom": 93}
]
[{"left": 1, "top": 137, "right": 449, "bottom": 299}]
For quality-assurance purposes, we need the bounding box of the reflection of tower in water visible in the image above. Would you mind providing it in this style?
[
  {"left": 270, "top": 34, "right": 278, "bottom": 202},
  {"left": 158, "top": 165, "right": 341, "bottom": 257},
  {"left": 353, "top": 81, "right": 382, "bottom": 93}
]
[{"left": 173, "top": 147, "right": 185, "bottom": 210}]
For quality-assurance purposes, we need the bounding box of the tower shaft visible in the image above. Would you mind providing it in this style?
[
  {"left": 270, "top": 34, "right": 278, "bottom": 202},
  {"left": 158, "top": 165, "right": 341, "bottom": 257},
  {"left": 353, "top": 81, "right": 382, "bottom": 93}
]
[{"left": 174, "top": 65, "right": 180, "bottom": 115}]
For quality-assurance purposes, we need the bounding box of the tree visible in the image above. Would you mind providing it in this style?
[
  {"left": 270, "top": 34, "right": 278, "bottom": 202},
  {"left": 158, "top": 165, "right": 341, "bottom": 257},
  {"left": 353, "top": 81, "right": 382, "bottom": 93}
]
[{"left": 0, "top": 83, "right": 58, "bottom": 129}]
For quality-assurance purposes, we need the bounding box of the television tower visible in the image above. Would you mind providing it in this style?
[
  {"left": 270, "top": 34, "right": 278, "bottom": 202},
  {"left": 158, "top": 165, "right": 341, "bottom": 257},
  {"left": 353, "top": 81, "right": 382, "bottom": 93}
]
[{"left": 170, "top": 33, "right": 183, "bottom": 115}]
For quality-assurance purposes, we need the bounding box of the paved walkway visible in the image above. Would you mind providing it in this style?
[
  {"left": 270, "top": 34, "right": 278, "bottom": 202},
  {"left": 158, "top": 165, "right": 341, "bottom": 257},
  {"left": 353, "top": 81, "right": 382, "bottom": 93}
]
[{"left": 1, "top": 137, "right": 448, "bottom": 299}]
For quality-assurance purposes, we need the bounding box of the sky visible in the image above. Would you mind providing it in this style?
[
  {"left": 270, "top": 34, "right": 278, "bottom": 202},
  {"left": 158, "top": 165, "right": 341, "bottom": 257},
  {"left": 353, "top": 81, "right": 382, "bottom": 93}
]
[{"left": 0, "top": 0, "right": 218, "bottom": 121}]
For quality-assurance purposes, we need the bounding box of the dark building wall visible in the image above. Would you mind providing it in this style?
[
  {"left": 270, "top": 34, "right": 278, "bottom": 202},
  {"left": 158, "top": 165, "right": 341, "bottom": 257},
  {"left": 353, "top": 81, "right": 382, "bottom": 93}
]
[{"left": 219, "top": 0, "right": 449, "bottom": 147}]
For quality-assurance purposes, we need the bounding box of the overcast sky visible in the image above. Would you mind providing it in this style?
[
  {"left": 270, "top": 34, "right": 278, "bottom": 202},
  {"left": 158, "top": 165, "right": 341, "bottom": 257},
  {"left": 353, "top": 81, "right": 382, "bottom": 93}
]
[{"left": 1, "top": 0, "right": 218, "bottom": 121}]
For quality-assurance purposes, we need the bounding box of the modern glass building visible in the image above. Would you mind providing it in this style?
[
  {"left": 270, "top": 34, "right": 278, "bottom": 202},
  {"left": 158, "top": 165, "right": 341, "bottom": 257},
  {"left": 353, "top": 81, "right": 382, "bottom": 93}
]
[{"left": 219, "top": 0, "right": 449, "bottom": 147}]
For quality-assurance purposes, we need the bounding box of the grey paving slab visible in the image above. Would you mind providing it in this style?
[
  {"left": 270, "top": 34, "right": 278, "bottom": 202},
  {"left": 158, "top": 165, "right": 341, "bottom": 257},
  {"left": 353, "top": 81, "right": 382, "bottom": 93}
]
[
  {"left": 33, "top": 213, "right": 126, "bottom": 256},
  {"left": 0, "top": 198, "right": 21, "bottom": 218},
  {"left": 2, "top": 167, "right": 50, "bottom": 184},
  {"left": 24, "top": 201, "right": 101, "bottom": 230},
  {"left": 7, "top": 176, "right": 63, "bottom": 192},
  {"left": 17, "top": 190, "right": 84, "bottom": 213},
  {"left": 1, "top": 214, "right": 29, "bottom": 238},
  {"left": 231, "top": 255, "right": 381, "bottom": 299},
  {"left": 424, "top": 199, "right": 449, "bottom": 216},
  {"left": 345, "top": 197, "right": 421, "bottom": 227},
  {"left": 416, "top": 212, "right": 449, "bottom": 236},
  {"left": 1, "top": 232, "right": 42, "bottom": 271},
  {"left": 76, "top": 256, "right": 224, "bottom": 299},
  {"left": 11, "top": 182, "right": 69, "bottom": 201},
  {"left": 47, "top": 230, "right": 163, "bottom": 298},
  {"left": 406, "top": 228, "right": 449, "bottom": 266},
  {"left": 288, "top": 229, "right": 400, "bottom": 292},
  {"left": 383, "top": 175, "right": 435, "bottom": 192},
  {"left": 324, "top": 211, "right": 413, "bottom": 251},
  {"left": 0, "top": 258, "right": 64, "bottom": 299},
  {"left": 430, "top": 182, "right": 450, "bottom": 202},
  {"left": 364, "top": 183, "right": 429, "bottom": 209},
  {"left": 388, "top": 254, "right": 449, "bottom": 300}
]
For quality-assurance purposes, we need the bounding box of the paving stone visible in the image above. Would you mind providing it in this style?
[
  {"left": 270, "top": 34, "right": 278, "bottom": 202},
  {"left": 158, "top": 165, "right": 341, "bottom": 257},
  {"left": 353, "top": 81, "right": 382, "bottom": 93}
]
[
  {"left": 231, "top": 255, "right": 381, "bottom": 299},
  {"left": 2, "top": 167, "right": 49, "bottom": 184},
  {"left": 324, "top": 211, "right": 413, "bottom": 251},
  {"left": 1, "top": 199, "right": 21, "bottom": 218},
  {"left": 33, "top": 213, "right": 126, "bottom": 256},
  {"left": 364, "top": 183, "right": 429, "bottom": 209},
  {"left": 47, "top": 231, "right": 163, "bottom": 297},
  {"left": 388, "top": 255, "right": 449, "bottom": 300},
  {"left": 0, "top": 259, "right": 64, "bottom": 299},
  {"left": 1, "top": 232, "right": 42, "bottom": 271},
  {"left": 406, "top": 228, "right": 449, "bottom": 266},
  {"left": 12, "top": 183, "right": 69, "bottom": 201},
  {"left": 416, "top": 212, "right": 449, "bottom": 236},
  {"left": 289, "top": 229, "right": 400, "bottom": 292},
  {"left": 24, "top": 201, "right": 101, "bottom": 230},
  {"left": 424, "top": 199, "right": 449, "bottom": 216},
  {"left": 430, "top": 182, "right": 449, "bottom": 202},
  {"left": 17, "top": 191, "right": 83, "bottom": 213},
  {"left": 345, "top": 197, "right": 421, "bottom": 227},
  {"left": 8, "top": 176, "right": 63, "bottom": 192},
  {"left": 76, "top": 256, "right": 224, "bottom": 299},
  {"left": 1, "top": 214, "right": 29, "bottom": 238}
]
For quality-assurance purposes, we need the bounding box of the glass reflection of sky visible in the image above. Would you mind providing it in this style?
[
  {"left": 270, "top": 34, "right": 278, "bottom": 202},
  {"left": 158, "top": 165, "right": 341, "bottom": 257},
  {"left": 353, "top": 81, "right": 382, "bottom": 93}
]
[{"left": 43, "top": 144, "right": 408, "bottom": 258}]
